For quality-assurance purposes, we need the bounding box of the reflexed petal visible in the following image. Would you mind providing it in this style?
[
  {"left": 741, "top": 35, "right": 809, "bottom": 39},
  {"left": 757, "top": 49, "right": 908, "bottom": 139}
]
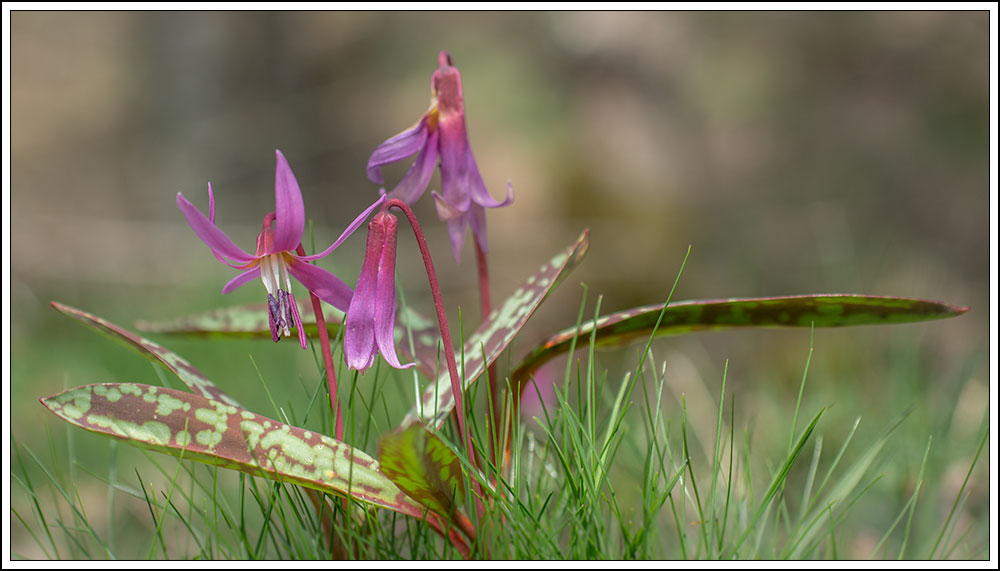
[
  {"left": 272, "top": 150, "right": 306, "bottom": 253},
  {"left": 298, "top": 195, "right": 387, "bottom": 262},
  {"left": 176, "top": 192, "right": 255, "bottom": 266},
  {"left": 466, "top": 158, "right": 514, "bottom": 210},
  {"left": 344, "top": 219, "right": 386, "bottom": 371},
  {"left": 366, "top": 117, "right": 431, "bottom": 184},
  {"left": 386, "top": 129, "right": 440, "bottom": 205},
  {"left": 222, "top": 267, "right": 261, "bottom": 294},
  {"left": 286, "top": 258, "right": 354, "bottom": 312},
  {"left": 373, "top": 215, "right": 413, "bottom": 369}
]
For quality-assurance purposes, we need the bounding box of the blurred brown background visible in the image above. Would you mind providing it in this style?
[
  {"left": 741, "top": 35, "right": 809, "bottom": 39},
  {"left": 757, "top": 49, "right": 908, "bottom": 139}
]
[
  {"left": 9, "top": 11, "right": 990, "bottom": 556},
  {"left": 13, "top": 12, "right": 988, "bottom": 369}
]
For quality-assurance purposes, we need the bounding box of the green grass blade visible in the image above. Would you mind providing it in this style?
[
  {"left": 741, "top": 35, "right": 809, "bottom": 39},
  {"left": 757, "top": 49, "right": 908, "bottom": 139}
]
[
  {"left": 786, "top": 411, "right": 910, "bottom": 559},
  {"left": 927, "top": 416, "right": 988, "bottom": 559},
  {"left": 865, "top": 436, "right": 933, "bottom": 559},
  {"left": 727, "top": 407, "right": 824, "bottom": 558}
]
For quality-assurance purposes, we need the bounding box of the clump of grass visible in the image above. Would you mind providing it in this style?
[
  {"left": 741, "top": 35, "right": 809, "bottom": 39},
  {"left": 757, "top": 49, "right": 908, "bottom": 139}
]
[{"left": 10, "top": 300, "right": 989, "bottom": 560}]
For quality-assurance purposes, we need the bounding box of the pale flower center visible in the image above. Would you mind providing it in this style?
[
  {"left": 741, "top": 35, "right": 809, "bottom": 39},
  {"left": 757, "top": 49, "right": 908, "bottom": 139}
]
[{"left": 260, "top": 253, "right": 296, "bottom": 341}]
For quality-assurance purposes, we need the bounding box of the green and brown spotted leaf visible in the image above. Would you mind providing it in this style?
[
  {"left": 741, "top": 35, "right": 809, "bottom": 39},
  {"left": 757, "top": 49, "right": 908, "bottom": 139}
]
[
  {"left": 402, "top": 230, "right": 590, "bottom": 429},
  {"left": 52, "top": 302, "right": 240, "bottom": 408},
  {"left": 379, "top": 423, "right": 467, "bottom": 525},
  {"left": 135, "top": 303, "right": 442, "bottom": 380},
  {"left": 134, "top": 300, "right": 339, "bottom": 338},
  {"left": 40, "top": 383, "right": 431, "bottom": 519},
  {"left": 511, "top": 294, "right": 969, "bottom": 383}
]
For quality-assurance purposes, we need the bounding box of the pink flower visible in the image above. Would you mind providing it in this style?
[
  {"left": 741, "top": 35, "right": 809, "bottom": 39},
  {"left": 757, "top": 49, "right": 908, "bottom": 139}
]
[
  {"left": 177, "top": 150, "right": 384, "bottom": 348},
  {"left": 344, "top": 210, "right": 414, "bottom": 372},
  {"left": 366, "top": 51, "right": 513, "bottom": 263}
]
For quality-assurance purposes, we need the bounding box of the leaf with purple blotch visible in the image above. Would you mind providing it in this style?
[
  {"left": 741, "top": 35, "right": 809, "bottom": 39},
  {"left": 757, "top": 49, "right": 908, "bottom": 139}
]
[
  {"left": 135, "top": 303, "right": 442, "bottom": 381},
  {"left": 52, "top": 302, "right": 240, "bottom": 408},
  {"left": 40, "top": 383, "right": 432, "bottom": 519},
  {"left": 379, "top": 423, "right": 467, "bottom": 526},
  {"left": 510, "top": 294, "right": 969, "bottom": 384},
  {"left": 401, "top": 230, "right": 590, "bottom": 429}
]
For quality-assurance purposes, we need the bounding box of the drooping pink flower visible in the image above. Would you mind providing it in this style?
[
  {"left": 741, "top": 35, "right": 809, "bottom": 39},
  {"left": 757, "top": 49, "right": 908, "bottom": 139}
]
[
  {"left": 366, "top": 51, "right": 513, "bottom": 263},
  {"left": 344, "top": 210, "right": 414, "bottom": 372},
  {"left": 177, "top": 149, "right": 384, "bottom": 348}
]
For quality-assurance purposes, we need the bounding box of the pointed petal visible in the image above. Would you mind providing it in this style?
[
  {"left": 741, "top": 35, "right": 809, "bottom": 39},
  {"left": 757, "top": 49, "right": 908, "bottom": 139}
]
[
  {"left": 437, "top": 116, "right": 472, "bottom": 213},
  {"left": 366, "top": 117, "right": 431, "bottom": 184},
  {"left": 177, "top": 192, "right": 256, "bottom": 266},
  {"left": 373, "top": 215, "right": 413, "bottom": 370},
  {"left": 386, "top": 129, "right": 440, "bottom": 205},
  {"left": 344, "top": 219, "right": 385, "bottom": 371},
  {"left": 286, "top": 258, "right": 354, "bottom": 313},
  {"left": 298, "top": 195, "right": 387, "bottom": 262},
  {"left": 431, "top": 190, "right": 464, "bottom": 221},
  {"left": 222, "top": 267, "right": 262, "bottom": 294},
  {"left": 273, "top": 150, "right": 305, "bottom": 253},
  {"left": 466, "top": 161, "right": 514, "bottom": 210},
  {"left": 468, "top": 203, "right": 489, "bottom": 255},
  {"left": 445, "top": 213, "right": 469, "bottom": 264}
]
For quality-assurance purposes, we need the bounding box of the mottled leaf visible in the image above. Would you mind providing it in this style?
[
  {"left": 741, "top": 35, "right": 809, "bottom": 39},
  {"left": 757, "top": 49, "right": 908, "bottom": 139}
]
[
  {"left": 511, "top": 294, "right": 969, "bottom": 383},
  {"left": 52, "top": 302, "right": 240, "bottom": 408},
  {"left": 379, "top": 423, "right": 466, "bottom": 523},
  {"left": 134, "top": 301, "right": 339, "bottom": 338},
  {"left": 402, "top": 230, "right": 590, "bottom": 429},
  {"left": 135, "top": 303, "right": 442, "bottom": 380},
  {"left": 40, "top": 383, "right": 430, "bottom": 519}
]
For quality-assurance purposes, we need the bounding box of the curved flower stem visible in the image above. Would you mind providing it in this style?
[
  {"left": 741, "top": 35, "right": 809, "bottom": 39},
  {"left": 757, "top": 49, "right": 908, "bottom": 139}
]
[
  {"left": 295, "top": 244, "right": 344, "bottom": 441},
  {"left": 384, "top": 199, "right": 476, "bottom": 468}
]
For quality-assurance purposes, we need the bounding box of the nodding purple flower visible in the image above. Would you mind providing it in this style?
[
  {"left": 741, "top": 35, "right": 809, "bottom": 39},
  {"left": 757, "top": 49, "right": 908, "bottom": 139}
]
[
  {"left": 177, "top": 149, "right": 384, "bottom": 349},
  {"left": 344, "top": 210, "right": 414, "bottom": 372},
  {"left": 366, "top": 50, "right": 513, "bottom": 263}
]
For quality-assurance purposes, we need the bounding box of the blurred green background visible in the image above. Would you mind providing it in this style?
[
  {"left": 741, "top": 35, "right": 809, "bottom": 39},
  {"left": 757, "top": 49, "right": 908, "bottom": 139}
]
[{"left": 10, "top": 10, "right": 990, "bottom": 558}]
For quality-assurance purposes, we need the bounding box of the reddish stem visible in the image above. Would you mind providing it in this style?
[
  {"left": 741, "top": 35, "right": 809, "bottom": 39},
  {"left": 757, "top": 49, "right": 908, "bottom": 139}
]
[
  {"left": 384, "top": 199, "right": 474, "bottom": 464},
  {"left": 475, "top": 240, "right": 502, "bottom": 470},
  {"left": 296, "top": 243, "right": 344, "bottom": 440},
  {"left": 474, "top": 239, "right": 492, "bottom": 322}
]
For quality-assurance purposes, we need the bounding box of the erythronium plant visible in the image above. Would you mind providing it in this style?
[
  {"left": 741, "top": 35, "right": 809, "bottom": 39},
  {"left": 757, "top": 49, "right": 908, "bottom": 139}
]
[
  {"left": 177, "top": 149, "right": 385, "bottom": 439},
  {"left": 345, "top": 196, "right": 484, "bottom": 497},
  {"left": 41, "top": 51, "right": 970, "bottom": 560},
  {"left": 367, "top": 50, "right": 515, "bottom": 463}
]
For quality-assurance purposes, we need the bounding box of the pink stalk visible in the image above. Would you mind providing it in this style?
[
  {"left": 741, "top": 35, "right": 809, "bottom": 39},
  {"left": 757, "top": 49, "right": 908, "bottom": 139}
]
[
  {"left": 295, "top": 243, "right": 344, "bottom": 440},
  {"left": 384, "top": 200, "right": 476, "bottom": 469}
]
